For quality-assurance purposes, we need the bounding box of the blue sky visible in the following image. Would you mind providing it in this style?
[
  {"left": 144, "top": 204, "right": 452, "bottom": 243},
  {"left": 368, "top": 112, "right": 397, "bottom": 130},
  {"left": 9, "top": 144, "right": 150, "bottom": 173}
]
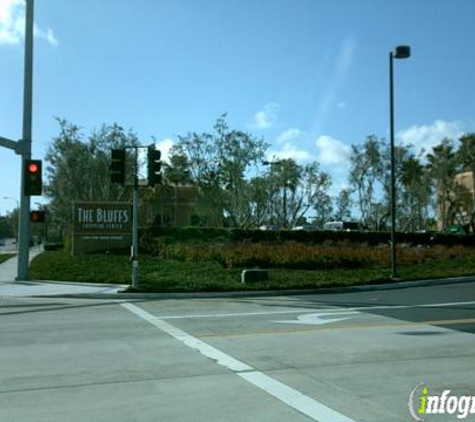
[{"left": 1, "top": 0, "right": 475, "bottom": 215}]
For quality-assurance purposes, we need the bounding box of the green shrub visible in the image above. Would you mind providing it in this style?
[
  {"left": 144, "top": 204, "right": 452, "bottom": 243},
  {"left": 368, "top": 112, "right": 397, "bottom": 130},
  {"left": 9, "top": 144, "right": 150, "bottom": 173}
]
[
  {"left": 143, "top": 226, "right": 475, "bottom": 247},
  {"left": 144, "top": 239, "right": 475, "bottom": 271}
]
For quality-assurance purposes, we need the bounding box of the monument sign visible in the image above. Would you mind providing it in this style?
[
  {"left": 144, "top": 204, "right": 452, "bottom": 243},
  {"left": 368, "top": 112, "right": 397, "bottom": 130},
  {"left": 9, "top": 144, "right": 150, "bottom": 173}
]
[{"left": 72, "top": 202, "right": 132, "bottom": 255}]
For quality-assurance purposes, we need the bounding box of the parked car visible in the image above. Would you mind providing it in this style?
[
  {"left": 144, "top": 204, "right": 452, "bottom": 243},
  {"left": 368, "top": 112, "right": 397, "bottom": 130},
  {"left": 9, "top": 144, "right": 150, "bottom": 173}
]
[
  {"left": 291, "top": 225, "right": 318, "bottom": 231},
  {"left": 323, "top": 221, "right": 360, "bottom": 231},
  {"left": 259, "top": 225, "right": 282, "bottom": 231}
]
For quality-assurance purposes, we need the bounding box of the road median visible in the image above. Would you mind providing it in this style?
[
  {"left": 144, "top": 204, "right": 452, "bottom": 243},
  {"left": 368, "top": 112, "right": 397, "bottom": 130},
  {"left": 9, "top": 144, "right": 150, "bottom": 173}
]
[{"left": 29, "top": 250, "right": 475, "bottom": 295}]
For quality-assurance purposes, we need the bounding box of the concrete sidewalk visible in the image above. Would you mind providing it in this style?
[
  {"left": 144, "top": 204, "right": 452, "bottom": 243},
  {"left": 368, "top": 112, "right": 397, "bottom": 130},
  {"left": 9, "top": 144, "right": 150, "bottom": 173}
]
[
  {"left": 0, "top": 247, "right": 42, "bottom": 282},
  {"left": 0, "top": 248, "right": 125, "bottom": 297}
]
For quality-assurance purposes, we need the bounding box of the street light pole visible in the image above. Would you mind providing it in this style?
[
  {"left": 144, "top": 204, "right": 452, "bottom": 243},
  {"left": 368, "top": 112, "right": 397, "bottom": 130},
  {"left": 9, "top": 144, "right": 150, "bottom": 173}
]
[
  {"left": 389, "top": 45, "right": 411, "bottom": 279},
  {"left": 389, "top": 51, "right": 397, "bottom": 279}
]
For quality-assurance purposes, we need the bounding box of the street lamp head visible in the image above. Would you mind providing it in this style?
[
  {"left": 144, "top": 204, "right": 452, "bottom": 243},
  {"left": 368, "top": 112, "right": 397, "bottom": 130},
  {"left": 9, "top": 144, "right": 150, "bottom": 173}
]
[{"left": 394, "top": 45, "right": 411, "bottom": 59}]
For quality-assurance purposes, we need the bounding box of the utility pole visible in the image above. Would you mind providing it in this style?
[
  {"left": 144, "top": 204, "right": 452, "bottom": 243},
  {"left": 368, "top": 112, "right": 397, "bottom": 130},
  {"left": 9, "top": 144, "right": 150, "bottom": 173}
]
[
  {"left": 17, "top": 0, "right": 34, "bottom": 280},
  {"left": 0, "top": 1, "right": 34, "bottom": 280}
]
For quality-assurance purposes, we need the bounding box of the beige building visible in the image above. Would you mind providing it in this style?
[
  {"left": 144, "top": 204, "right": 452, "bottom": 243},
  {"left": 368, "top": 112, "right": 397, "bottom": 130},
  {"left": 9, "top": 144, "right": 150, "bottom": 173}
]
[
  {"left": 438, "top": 171, "right": 474, "bottom": 231},
  {"left": 144, "top": 185, "right": 223, "bottom": 227}
]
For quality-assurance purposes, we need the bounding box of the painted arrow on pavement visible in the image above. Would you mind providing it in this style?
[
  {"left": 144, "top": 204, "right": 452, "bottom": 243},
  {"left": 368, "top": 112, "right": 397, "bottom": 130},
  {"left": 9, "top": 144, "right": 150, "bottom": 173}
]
[{"left": 274, "top": 311, "right": 360, "bottom": 326}]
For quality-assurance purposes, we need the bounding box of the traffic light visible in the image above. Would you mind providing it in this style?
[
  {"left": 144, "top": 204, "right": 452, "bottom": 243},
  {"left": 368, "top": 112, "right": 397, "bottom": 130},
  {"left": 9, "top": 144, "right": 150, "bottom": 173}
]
[
  {"left": 30, "top": 210, "right": 46, "bottom": 223},
  {"left": 24, "top": 159, "right": 42, "bottom": 196},
  {"left": 148, "top": 146, "right": 162, "bottom": 186},
  {"left": 110, "top": 149, "right": 126, "bottom": 185}
]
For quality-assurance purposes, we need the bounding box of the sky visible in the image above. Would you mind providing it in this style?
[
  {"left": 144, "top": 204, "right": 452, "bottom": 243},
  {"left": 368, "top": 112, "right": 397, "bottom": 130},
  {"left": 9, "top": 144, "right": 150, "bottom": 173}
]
[{"left": 1, "top": 0, "right": 475, "bottom": 215}]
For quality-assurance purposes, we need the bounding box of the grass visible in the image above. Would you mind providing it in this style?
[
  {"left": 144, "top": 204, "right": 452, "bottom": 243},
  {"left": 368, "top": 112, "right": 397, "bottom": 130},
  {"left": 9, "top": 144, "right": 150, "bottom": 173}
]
[
  {"left": 0, "top": 253, "right": 15, "bottom": 265},
  {"left": 29, "top": 250, "right": 475, "bottom": 293}
]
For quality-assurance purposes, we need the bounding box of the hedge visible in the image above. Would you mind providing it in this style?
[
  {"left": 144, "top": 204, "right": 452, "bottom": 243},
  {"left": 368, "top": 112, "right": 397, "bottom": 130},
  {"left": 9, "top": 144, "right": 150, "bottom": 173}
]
[{"left": 143, "top": 226, "right": 475, "bottom": 248}]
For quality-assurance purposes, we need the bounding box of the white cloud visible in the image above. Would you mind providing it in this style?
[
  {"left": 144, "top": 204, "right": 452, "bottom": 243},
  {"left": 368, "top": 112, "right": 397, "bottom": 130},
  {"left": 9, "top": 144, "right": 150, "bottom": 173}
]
[
  {"left": 397, "top": 120, "right": 465, "bottom": 153},
  {"left": 0, "top": 0, "right": 24, "bottom": 44},
  {"left": 267, "top": 142, "right": 312, "bottom": 162},
  {"left": 35, "top": 26, "right": 58, "bottom": 46},
  {"left": 266, "top": 127, "right": 311, "bottom": 162},
  {"left": 250, "top": 103, "right": 279, "bottom": 129},
  {"left": 154, "top": 138, "right": 174, "bottom": 163},
  {"left": 315, "top": 135, "right": 351, "bottom": 166},
  {"left": 328, "top": 175, "right": 350, "bottom": 197},
  {"left": 0, "top": 0, "right": 58, "bottom": 46},
  {"left": 267, "top": 133, "right": 353, "bottom": 194},
  {"left": 314, "top": 135, "right": 352, "bottom": 197},
  {"left": 276, "top": 128, "right": 302, "bottom": 144}
]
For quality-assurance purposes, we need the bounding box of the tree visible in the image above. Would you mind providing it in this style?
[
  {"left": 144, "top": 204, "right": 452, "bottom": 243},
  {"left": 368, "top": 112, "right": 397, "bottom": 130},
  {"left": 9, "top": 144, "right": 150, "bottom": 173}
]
[
  {"left": 269, "top": 159, "right": 302, "bottom": 228},
  {"left": 309, "top": 170, "right": 332, "bottom": 229},
  {"left": 426, "top": 139, "right": 460, "bottom": 231},
  {"left": 312, "top": 188, "right": 333, "bottom": 229},
  {"left": 45, "top": 119, "right": 138, "bottom": 230},
  {"left": 163, "top": 152, "right": 192, "bottom": 226},
  {"left": 348, "top": 135, "right": 433, "bottom": 232},
  {"left": 0, "top": 210, "right": 17, "bottom": 239},
  {"left": 268, "top": 159, "right": 331, "bottom": 228},
  {"left": 247, "top": 176, "right": 270, "bottom": 227},
  {"left": 171, "top": 114, "right": 269, "bottom": 228},
  {"left": 348, "top": 136, "right": 385, "bottom": 230},
  {"left": 398, "top": 154, "right": 432, "bottom": 232},
  {"left": 334, "top": 189, "right": 352, "bottom": 221}
]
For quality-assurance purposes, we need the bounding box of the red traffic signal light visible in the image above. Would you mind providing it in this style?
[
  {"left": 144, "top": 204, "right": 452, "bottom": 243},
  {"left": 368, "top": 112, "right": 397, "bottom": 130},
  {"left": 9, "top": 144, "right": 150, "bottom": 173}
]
[
  {"left": 30, "top": 210, "right": 46, "bottom": 223},
  {"left": 24, "top": 159, "right": 42, "bottom": 196},
  {"left": 28, "top": 162, "right": 39, "bottom": 173}
]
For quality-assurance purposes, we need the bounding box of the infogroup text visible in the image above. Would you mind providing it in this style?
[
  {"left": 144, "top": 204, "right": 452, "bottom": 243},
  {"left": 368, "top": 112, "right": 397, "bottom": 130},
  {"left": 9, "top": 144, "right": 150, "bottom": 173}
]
[{"left": 409, "top": 384, "right": 475, "bottom": 420}]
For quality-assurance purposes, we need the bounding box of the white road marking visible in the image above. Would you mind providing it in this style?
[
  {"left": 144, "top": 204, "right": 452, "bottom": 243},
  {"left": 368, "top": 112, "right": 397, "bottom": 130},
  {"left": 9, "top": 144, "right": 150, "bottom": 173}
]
[
  {"left": 149, "top": 300, "right": 475, "bottom": 321},
  {"left": 239, "top": 371, "right": 356, "bottom": 422},
  {"left": 159, "top": 308, "right": 318, "bottom": 319},
  {"left": 275, "top": 311, "right": 360, "bottom": 326},
  {"left": 418, "top": 300, "right": 475, "bottom": 308},
  {"left": 121, "top": 302, "right": 251, "bottom": 372},
  {"left": 121, "top": 302, "right": 358, "bottom": 422}
]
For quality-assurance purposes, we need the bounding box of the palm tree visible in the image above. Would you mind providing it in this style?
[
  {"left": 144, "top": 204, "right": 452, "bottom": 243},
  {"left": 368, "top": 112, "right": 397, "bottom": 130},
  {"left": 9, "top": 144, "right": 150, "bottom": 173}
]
[
  {"left": 426, "top": 139, "right": 460, "bottom": 231},
  {"left": 399, "top": 155, "right": 430, "bottom": 231}
]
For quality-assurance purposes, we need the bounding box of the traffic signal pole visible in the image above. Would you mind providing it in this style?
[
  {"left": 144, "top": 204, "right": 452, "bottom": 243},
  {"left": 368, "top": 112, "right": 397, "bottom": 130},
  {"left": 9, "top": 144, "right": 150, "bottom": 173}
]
[
  {"left": 17, "top": 0, "right": 34, "bottom": 281},
  {"left": 131, "top": 149, "right": 139, "bottom": 288},
  {"left": 110, "top": 145, "right": 162, "bottom": 289}
]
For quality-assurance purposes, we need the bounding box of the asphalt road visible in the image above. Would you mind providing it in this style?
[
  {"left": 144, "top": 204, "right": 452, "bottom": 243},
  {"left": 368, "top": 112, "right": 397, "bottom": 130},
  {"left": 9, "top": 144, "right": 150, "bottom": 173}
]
[{"left": 1, "top": 282, "right": 475, "bottom": 422}]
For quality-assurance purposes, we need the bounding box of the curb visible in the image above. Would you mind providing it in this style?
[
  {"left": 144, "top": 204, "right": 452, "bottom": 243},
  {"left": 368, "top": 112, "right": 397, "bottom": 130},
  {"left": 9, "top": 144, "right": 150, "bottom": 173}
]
[{"left": 31, "top": 274, "right": 475, "bottom": 300}]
